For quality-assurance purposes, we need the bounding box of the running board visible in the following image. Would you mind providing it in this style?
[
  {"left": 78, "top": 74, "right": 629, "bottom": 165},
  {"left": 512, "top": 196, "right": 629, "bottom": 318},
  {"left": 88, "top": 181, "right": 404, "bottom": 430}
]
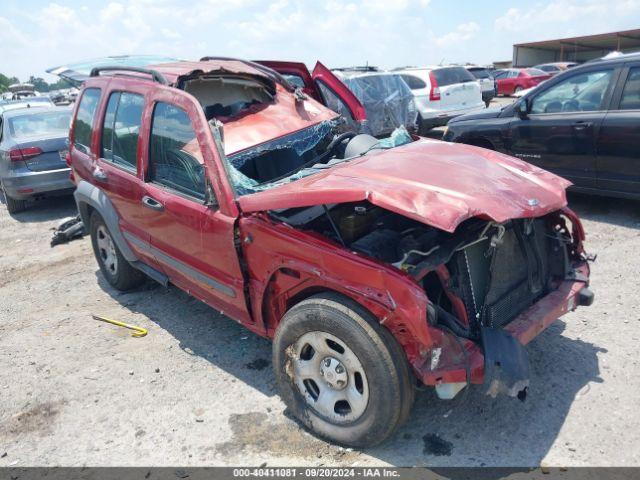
[{"left": 132, "top": 261, "right": 169, "bottom": 287}]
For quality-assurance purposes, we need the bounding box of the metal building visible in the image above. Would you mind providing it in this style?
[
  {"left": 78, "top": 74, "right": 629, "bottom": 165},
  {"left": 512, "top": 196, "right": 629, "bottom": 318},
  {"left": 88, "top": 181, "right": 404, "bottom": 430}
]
[{"left": 513, "top": 28, "right": 640, "bottom": 67}]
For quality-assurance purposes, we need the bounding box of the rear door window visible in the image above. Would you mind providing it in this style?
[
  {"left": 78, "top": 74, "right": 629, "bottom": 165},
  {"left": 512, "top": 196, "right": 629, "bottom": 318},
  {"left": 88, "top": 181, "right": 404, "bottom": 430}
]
[
  {"left": 148, "top": 102, "right": 205, "bottom": 202},
  {"left": 73, "top": 88, "right": 101, "bottom": 154},
  {"left": 432, "top": 67, "right": 475, "bottom": 87},
  {"left": 618, "top": 67, "right": 640, "bottom": 110},
  {"left": 101, "top": 91, "right": 144, "bottom": 171}
]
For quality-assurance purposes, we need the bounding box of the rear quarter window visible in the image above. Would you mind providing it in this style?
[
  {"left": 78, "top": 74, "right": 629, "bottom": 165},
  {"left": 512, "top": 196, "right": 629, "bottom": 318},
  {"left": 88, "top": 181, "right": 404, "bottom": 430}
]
[
  {"left": 73, "top": 88, "right": 101, "bottom": 155},
  {"left": 400, "top": 74, "right": 427, "bottom": 90}
]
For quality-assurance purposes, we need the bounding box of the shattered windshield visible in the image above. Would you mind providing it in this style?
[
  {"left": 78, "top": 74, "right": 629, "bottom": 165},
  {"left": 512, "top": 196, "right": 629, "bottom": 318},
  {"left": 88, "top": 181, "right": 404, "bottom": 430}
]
[{"left": 223, "top": 122, "right": 413, "bottom": 196}]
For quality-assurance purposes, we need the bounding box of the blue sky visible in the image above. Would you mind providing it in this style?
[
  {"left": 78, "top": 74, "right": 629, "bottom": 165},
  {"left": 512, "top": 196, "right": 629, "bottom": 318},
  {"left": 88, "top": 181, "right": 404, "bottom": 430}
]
[{"left": 2, "top": 0, "right": 640, "bottom": 81}]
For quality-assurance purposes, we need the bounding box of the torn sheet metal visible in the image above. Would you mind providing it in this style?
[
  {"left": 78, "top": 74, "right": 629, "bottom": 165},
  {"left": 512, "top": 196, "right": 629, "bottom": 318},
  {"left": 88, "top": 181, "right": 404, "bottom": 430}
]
[{"left": 481, "top": 327, "right": 530, "bottom": 399}]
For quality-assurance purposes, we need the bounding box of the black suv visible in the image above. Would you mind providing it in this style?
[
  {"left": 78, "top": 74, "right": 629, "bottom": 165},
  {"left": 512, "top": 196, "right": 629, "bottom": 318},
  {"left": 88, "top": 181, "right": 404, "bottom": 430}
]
[{"left": 443, "top": 53, "right": 640, "bottom": 200}]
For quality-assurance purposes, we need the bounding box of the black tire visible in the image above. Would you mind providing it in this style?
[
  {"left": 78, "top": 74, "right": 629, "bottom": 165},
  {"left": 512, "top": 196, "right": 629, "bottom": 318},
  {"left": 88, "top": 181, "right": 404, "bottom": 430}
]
[
  {"left": 89, "top": 211, "right": 145, "bottom": 291},
  {"left": 4, "top": 192, "right": 27, "bottom": 214},
  {"left": 514, "top": 86, "right": 524, "bottom": 95},
  {"left": 417, "top": 115, "right": 431, "bottom": 136},
  {"left": 273, "top": 292, "right": 415, "bottom": 447}
]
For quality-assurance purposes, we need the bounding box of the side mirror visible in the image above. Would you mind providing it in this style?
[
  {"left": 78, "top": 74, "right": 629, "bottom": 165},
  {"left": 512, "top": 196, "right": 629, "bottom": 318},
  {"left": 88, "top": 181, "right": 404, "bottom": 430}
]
[{"left": 515, "top": 99, "right": 529, "bottom": 119}]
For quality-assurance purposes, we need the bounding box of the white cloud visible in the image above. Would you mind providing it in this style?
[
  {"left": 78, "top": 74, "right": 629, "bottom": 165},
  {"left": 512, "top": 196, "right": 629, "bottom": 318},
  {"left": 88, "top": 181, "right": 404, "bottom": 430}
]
[
  {"left": 100, "top": 2, "right": 125, "bottom": 22},
  {"left": 3, "top": 0, "right": 640, "bottom": 82},
  {"left": 495, "top": 0, "right": 640, "bottom": 34},
  {"left": 436, "top": 22, "right": 480, "bottom": 47}
]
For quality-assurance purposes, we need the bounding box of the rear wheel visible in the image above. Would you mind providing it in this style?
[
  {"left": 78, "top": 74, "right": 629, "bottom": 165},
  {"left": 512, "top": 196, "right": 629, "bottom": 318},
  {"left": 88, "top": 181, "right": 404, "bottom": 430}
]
[
  {"left": 90, "top": 211, "right": 145, "bottom": 291},
  {"left": 5, "top": 193, "right": 27, "bottom": 214},
  {"left": 273, "top": 292, "right": 414, "bottom": 447}
]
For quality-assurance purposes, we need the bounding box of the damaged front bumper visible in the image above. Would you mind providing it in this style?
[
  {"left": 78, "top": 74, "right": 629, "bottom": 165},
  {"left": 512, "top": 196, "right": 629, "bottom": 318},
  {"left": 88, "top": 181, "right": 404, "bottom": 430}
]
[{"left": 417, "top": 261, "right": 592, "bottom": 398}]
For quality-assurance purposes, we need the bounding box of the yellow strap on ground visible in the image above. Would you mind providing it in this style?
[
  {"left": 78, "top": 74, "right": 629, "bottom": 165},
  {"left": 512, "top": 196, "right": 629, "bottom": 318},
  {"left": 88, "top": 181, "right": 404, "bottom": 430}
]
[{"left": 92, "top": 314, "right": 148, "bottom": 338}]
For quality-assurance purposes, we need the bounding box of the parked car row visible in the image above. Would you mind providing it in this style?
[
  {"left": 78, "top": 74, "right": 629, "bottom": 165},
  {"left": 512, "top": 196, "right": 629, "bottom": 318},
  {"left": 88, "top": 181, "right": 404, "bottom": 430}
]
[{"left": 444, "top": 51, "right": 640, "bottom": 200}]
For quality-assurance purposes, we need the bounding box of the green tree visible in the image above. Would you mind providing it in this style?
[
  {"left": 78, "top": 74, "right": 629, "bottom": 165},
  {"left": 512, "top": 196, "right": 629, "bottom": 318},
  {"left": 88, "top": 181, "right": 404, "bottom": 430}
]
[{"left": 28, "top": 76, "right": 51, "bottom": 92}]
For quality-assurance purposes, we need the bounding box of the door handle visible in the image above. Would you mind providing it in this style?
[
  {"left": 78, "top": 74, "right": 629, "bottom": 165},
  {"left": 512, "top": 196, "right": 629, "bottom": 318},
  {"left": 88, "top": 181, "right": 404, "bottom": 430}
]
[
  {"left": 142, "top": 195, "right": 164, "bottom": 212},
  {"left": 92, "top": 166, "right": 107, "bottom": 182},
  {"left": 572, "top": 121, "right": 593, "bottom": 131}
]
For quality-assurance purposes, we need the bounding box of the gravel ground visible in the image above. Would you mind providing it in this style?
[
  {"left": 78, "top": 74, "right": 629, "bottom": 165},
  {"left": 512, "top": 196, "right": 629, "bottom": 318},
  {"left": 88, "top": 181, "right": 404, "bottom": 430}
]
[{"left": 1, "top": 140, "right": 639, "bottom": 467}]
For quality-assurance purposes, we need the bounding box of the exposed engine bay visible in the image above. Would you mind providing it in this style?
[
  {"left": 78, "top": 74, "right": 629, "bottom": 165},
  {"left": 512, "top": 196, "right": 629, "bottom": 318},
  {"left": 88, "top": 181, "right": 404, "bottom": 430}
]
[{"left": 272, "top": 201, "right": 574, "bottom": 341}]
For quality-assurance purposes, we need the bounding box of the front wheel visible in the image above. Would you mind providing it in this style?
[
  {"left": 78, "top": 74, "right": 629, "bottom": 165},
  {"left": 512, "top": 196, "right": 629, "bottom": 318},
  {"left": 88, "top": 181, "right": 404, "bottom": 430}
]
[
  {"left": 273, "top": 293, "right": 414, "bottom": 447},
  {"left": 514, "top": 86, "right": 524, "bottom": 95}
]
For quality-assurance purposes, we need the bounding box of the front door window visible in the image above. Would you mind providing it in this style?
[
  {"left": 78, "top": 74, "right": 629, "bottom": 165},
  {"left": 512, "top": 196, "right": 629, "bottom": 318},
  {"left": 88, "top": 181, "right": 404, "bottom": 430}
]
[{"left": 530, "top": 70, "right": 613, "bottom": 114}]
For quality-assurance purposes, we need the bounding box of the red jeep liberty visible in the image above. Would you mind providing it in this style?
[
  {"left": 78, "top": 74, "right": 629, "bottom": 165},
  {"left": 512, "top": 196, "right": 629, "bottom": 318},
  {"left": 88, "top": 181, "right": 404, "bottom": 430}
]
[{"left": 68, "top": 58, "right": 593, "bottom": 447}]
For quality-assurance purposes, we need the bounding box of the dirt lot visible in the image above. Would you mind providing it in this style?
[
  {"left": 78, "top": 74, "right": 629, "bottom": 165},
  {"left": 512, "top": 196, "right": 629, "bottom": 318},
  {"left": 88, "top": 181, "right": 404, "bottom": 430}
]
[{"left": 1, "top": 178, "right": 640, "bottom": 466}]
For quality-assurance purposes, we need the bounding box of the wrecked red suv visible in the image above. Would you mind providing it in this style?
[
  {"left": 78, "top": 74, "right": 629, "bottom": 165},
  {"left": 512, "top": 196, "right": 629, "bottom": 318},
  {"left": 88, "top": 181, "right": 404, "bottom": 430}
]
[{"left": 67, "top": 58, "right": 593, "bottom": 447}]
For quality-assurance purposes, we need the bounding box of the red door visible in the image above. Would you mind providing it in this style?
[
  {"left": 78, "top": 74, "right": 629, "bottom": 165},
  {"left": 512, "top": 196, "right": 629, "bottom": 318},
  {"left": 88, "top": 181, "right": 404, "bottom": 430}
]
[
  {"left": 254, "top": 60, "right": 322, "bottom": 101},
  {"left": 90, "top": 79, "right": 162, "bottom": 270},
  {"left": 138, "top": 86, "right": 252, "bottom": 326},
  {"left": 311, "top": 61, "right": 367, "bottom": 122},
  {"left": 256, "top": 60, "right": 367, "bottom": 126}
]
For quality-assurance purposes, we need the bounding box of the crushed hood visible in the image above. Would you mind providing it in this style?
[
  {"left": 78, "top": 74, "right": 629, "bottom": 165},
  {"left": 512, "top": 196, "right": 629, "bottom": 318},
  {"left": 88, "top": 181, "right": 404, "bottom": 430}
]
[{"left": 238, "top": 139, "right": 571, "bottom": 233}]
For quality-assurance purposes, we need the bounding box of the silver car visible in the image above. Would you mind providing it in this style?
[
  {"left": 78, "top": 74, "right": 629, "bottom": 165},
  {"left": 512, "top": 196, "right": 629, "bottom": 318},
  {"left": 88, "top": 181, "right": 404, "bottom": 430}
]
[{"left": 0, "top": 105, "right": 73, "bottom": 213}]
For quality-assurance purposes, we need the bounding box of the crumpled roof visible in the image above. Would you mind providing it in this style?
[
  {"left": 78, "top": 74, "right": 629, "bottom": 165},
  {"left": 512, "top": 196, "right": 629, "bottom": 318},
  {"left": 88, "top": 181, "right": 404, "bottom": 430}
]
[{"left": 151, "top": 60, "right": 277, "bottom": 93}]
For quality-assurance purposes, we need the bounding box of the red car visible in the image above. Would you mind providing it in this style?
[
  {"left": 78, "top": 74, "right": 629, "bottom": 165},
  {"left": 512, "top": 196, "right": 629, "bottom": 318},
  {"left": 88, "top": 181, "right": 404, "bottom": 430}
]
[
  {"left": 494, "top": 68, "right": 552, "bottom": 96},
  {"left": 66, "top": 58, "right": 593, "bottom": 447}
]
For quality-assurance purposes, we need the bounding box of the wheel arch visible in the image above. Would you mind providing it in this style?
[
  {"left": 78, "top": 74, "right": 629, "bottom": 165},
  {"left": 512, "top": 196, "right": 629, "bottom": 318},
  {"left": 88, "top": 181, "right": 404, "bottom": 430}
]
[
  {"left": 466, "top": 137, "right": 496, "bottom": 151},
  {"left": 259, "top": 267, "right": 394, "bottom": 336},
  {"left": 74, "top": 180, "right": 138, "bottom": 263}
]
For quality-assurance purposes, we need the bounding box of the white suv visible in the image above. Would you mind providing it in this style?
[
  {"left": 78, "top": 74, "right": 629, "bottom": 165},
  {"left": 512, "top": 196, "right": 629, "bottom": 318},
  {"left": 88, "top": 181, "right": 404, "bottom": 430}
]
[{"left": 395, "top": 66, "right": 484, "bottom": 133}]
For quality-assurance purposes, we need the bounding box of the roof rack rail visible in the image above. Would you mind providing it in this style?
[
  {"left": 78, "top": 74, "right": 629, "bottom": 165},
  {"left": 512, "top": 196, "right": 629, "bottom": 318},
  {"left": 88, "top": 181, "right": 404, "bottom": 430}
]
[
  {"left": 199, "top": 56, "right": 294, "bottom": 91},
  {"left": 89, "top": 66, "right": 168, "bottom": 85},
  {"left": 333, "top": 66, "right": 379, "bottom": 72}
]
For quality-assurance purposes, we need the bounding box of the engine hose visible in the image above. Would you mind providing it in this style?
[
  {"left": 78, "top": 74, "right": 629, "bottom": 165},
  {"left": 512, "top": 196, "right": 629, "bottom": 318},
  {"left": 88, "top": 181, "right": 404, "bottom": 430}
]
[{"left": 433, "top": 303, "right": 475, "bottom": 340}]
